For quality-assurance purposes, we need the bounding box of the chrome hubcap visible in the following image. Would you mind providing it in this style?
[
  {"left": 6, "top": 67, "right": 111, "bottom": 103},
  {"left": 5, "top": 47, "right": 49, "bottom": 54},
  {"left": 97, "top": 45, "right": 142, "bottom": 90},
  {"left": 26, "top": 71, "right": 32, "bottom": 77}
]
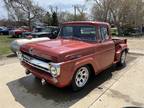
[
  {"left": 75, "top": 67, "right": 89, "bottom": 87},
  {"left": 121, "top": 52, "right": 126, "bottom": 64}
]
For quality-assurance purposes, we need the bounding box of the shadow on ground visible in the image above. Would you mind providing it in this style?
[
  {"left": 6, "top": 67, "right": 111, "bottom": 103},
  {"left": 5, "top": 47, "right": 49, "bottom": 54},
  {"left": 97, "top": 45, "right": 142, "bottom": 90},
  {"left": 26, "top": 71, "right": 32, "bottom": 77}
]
[
  {"left": 6, "top": 55, "right": 137, "bottom": 108},
  {"left": 7, "top": 53, "right": 16, "bottom": 58}
]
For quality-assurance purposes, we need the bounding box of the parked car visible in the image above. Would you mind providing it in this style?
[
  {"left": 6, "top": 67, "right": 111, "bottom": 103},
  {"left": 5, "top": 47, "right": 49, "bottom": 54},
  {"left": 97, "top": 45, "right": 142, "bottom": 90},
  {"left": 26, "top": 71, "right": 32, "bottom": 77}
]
[
  {"left": 10, "top": 26, "right": 31, "bottom": 38},
  {"left": 22, "top": 26, "right": 45, "bottom": 38},
  {"left": 10, "top": 37, "right": 50, "bottom": 54},
  {"left": 22, "top": 32, "right": 32, "bottom": 38},
  {"left": 30, "top": 26, "right": 59, "bottom": 39},
  {"left": 0, "top": 27, "right": 11, "bottom": 35},
  {"left": 17, "top": 21, "right": 128, "bottom": 91},
  {"left": 121, "top": 27, "right": 142, "bottom": 36}
]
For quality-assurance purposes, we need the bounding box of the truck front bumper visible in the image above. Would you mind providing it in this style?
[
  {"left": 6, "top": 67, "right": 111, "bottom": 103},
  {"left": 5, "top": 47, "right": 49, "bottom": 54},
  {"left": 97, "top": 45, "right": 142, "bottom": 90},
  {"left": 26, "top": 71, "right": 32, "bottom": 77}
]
[{"left": 21, "top": 61, "right": 73, "bottom": 88}]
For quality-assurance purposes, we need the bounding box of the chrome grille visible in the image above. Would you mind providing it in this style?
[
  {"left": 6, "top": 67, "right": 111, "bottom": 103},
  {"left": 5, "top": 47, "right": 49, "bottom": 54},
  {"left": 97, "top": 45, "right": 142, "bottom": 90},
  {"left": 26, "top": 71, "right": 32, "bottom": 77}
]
[{"left": 22, "top": 53, "right": 51, "bottom": 73}]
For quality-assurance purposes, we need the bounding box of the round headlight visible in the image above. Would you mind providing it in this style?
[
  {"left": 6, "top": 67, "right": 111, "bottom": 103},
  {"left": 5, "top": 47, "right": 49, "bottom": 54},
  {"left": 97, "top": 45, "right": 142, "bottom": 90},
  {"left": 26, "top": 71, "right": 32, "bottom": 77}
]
[{"left": 50, "top": 66, "right": 57, "bottom": 76}]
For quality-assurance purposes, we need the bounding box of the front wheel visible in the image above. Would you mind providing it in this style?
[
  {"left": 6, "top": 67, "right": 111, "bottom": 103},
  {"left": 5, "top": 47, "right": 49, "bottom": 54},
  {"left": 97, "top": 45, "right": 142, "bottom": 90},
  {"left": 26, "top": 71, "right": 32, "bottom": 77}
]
[
  {"left": 71, "top": 66, "right": 90, "bottom": 91},
  {"left": 117, "top": 51, "right": 127, "bottom": 66}
]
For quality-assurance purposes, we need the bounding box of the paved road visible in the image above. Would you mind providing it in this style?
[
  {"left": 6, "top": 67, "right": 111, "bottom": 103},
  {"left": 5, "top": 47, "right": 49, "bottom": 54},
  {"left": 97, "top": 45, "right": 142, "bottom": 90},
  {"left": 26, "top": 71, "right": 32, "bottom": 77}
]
[{"left": 0, "top": 54, "right": 140, "bottom": 108}]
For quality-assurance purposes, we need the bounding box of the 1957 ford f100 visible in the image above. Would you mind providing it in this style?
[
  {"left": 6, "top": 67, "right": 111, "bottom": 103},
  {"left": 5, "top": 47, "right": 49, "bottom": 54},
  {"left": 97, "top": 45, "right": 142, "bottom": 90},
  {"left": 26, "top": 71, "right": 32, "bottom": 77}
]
[{"left": 17, "top": 21, "right": 128, "bottom": 91}]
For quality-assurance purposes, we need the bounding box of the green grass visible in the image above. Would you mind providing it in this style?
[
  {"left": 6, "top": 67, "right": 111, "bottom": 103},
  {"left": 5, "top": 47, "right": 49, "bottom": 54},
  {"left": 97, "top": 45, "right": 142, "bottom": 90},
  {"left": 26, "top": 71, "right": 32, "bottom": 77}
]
[{"left": 0, "top": 35, "right": 15, "bottom": 56}]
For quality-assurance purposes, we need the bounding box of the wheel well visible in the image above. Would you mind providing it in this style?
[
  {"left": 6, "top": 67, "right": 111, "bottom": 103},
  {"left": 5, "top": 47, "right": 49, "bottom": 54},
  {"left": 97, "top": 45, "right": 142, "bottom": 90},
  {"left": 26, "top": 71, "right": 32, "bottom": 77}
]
[
  {"left": 86, "top": 64, "right": 95, "bottom": 76},
  {"left": 125, "top": 48, "right": 128, "bottom": 53},
  {"left": 122, "top": 48, "right": 128, "bottom": 53}
]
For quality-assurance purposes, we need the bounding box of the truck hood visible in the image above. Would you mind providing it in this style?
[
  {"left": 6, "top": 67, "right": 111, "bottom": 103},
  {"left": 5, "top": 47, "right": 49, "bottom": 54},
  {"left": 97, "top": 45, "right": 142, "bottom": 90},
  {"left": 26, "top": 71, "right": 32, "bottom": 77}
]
[{"left": 20, "top": 39, "right": 95, "bottom": 62}]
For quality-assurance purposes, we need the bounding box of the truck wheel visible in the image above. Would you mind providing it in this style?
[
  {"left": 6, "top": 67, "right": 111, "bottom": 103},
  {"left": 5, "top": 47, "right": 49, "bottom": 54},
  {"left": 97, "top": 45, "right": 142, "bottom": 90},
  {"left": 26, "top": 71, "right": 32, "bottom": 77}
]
[
  {"left": 117, "top": 51, "right": 127, "bottom": 66},
  {"left": 72, "top": 66, "right": 90, "bottom": 91}
]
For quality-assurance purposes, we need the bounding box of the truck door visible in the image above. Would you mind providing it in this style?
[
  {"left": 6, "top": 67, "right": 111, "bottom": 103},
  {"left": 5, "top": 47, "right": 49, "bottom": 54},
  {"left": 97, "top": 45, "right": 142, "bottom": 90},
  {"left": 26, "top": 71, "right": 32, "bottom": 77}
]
[{"left": 95, "top": 25, "right": 115, "bottom": 71}]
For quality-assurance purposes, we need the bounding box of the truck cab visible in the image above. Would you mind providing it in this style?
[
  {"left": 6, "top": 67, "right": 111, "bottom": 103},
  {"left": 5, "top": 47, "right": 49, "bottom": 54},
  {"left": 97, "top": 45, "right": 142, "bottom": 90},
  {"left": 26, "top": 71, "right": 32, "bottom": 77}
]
[{"left": 18, "top": 21, "right": 128, "bottom": 91}]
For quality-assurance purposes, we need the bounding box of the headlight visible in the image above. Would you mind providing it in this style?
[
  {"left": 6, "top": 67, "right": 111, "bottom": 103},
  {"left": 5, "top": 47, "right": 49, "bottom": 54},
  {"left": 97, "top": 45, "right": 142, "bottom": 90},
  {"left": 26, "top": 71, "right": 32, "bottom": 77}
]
[
  {"left": 16, "top": 51, "right": 23, "bottom": 61},
  {"left": 48, "top": 63, "right": 60, "bottom": 77},
  {"left": 50, "top": 67, "right": 57, "bottom": 75}
]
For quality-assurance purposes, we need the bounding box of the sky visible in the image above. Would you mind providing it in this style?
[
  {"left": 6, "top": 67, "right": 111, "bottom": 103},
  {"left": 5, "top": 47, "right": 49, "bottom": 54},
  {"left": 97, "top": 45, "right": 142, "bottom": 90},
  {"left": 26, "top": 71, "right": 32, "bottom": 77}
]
[
  {"left": 0, "top": 0, "right": 7, "bottom": 19},
  {"left": 0, "top": 0, "right": 93, "bottom": 19}
]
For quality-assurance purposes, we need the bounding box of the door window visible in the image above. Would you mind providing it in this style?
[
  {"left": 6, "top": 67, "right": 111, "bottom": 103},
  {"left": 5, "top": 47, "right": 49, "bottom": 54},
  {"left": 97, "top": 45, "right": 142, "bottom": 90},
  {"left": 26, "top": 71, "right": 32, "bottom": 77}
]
[{"left": 99, "top": 26, "right": 109, "bottom": 40}]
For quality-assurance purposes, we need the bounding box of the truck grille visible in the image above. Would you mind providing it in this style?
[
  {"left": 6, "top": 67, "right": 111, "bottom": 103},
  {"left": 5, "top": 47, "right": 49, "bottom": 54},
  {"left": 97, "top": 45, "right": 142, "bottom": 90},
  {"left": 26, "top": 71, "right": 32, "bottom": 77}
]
[{"left": 21, "top": 52, "right": 51, "bottom": 73}]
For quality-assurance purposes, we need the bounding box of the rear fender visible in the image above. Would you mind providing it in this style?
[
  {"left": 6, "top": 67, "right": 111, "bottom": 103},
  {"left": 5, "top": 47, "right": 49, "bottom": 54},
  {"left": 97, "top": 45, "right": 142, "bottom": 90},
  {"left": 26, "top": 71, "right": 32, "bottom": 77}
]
[{"left": 115, "top": 44, "right": 128, "bottom": 62}]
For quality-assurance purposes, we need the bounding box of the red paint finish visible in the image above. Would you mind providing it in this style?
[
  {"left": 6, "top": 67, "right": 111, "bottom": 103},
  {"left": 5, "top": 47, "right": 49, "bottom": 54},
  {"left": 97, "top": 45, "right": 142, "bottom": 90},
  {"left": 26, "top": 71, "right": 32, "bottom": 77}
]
[{"left": 20, "top": 21, "right": 128, "bottom": 88}]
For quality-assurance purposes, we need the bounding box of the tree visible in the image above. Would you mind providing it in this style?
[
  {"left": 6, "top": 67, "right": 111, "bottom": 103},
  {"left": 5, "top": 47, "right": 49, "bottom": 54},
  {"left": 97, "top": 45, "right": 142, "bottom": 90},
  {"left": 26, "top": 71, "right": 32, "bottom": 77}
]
[
  {"left": 42, "top": 12, "right": 52, "bottom": 26},
  {"left": 74, "top": 5, "right": 87, "bottom": 21},
  {"left": 87, "top": 0, "right": 144, "bottom": 34},
  {"left": 3, "top": 0, "right": 45, "bottom": 29},
  {"left": 88, "top": 0, "right": 112, "bottom": 21},
  {"left": 51, "top": 12, "right": 59, "bottom": 26}
]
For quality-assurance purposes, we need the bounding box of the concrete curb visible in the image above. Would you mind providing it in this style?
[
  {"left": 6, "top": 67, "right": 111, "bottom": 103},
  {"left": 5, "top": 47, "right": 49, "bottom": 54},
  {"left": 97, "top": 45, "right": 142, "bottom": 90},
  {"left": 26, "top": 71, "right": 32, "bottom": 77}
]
[{"left": 128, "top": 50, "right": 144, "bottom": 56}]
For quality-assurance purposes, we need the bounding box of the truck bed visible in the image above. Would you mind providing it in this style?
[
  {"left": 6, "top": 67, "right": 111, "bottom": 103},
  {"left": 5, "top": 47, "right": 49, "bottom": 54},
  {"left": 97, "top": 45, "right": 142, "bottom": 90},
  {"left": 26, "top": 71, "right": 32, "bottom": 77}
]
[{"left": 112, "top": 38, "right": 127, "bottom": 45}]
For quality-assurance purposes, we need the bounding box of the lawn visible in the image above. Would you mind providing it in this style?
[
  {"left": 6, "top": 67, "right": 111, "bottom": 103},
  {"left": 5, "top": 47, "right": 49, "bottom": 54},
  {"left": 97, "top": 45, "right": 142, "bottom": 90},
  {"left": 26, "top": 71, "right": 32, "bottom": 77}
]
[{"left": 0, "top": 35, "right": 15, "bottom": 56}]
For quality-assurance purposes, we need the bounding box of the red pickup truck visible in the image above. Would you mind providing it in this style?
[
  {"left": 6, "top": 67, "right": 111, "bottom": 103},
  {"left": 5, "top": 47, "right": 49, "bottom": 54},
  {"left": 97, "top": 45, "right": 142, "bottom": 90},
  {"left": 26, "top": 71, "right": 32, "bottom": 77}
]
[{"left": 17, "top": 21, "right": 128, "bottom": 91}]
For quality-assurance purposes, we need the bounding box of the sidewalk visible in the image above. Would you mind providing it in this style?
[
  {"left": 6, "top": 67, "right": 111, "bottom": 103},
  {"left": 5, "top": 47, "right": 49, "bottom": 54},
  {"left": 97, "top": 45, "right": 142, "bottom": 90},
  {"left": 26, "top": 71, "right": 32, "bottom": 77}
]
[
  {"left": 70, "top": 55, "right": 144, "bottom": 108},
  {"left": 90, "top": 56, "right": 144, "bottom": 108},
  {"left": 128, "top": 39, "right": 144, "bottom": 55}
]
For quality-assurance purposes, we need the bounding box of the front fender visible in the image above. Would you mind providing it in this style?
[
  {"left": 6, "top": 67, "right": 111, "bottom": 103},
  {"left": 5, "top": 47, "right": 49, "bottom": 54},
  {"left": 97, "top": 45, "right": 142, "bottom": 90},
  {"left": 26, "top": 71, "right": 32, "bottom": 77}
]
[{"left": 73, "top": 57, "right": 97, "bottom": 75}]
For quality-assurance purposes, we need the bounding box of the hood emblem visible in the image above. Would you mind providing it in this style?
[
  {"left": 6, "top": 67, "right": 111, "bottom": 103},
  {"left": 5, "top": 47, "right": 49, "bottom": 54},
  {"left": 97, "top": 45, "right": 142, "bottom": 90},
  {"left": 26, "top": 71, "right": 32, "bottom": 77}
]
[{"left": 29, "top": 47, "right": 34, "bottom": 55}]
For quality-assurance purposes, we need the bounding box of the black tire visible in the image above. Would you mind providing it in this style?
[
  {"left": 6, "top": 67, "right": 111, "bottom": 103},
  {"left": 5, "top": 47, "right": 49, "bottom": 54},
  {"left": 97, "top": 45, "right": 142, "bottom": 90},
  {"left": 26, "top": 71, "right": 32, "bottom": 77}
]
[
  {"left": 117, "top": 51, "right": 127, "bottom": 66},
  {"left": 71, "top": 66, "right": 90, "bottom": 91}
]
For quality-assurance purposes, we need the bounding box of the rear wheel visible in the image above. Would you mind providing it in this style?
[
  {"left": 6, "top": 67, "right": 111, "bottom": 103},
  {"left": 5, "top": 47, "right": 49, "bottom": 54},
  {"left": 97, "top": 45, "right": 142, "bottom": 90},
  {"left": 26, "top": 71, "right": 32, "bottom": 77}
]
[
  {"left": 117, "top": 51, "right": 127, "bottom": 66},
  {"left": 72, "top": 66, "right": 90, "bottom": 91}
]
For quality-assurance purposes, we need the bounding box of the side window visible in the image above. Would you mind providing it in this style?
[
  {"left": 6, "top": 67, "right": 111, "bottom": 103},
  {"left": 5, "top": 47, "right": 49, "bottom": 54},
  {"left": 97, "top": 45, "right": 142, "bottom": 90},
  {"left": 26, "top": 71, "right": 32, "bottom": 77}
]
[{"left": 99, "top": 26, "right": 109, "bottom": 40}]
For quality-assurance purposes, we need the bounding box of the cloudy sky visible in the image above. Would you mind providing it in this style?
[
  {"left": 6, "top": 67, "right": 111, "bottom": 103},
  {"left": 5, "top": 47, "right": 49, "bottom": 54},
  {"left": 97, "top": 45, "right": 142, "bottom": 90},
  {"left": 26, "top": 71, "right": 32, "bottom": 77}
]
[{"left": 0, "top": 0, "right": 93, "bottom": 19}]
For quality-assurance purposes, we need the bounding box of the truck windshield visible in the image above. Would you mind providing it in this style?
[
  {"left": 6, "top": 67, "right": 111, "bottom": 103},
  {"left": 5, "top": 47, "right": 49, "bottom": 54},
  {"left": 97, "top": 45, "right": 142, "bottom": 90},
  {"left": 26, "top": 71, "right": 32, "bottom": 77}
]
[{"left": 59, "top": 25, "right": 97, "bottom": 41}]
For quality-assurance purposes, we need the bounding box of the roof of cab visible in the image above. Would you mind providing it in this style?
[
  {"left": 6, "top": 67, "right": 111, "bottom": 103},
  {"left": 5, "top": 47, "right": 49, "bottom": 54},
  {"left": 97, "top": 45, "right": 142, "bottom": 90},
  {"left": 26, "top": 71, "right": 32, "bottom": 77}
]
[{"left": 63, "top": 21, "right": 109, "bottom": 26}]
